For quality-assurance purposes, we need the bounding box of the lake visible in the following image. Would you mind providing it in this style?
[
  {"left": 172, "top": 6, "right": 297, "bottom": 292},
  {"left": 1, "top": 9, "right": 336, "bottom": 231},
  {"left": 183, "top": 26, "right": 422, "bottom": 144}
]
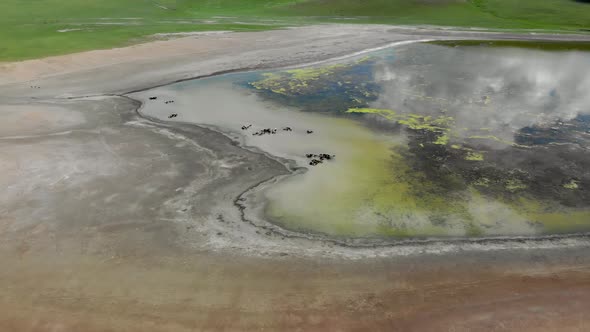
[{"left": 134, "top": 41, "right": 590, "bottom": 240}]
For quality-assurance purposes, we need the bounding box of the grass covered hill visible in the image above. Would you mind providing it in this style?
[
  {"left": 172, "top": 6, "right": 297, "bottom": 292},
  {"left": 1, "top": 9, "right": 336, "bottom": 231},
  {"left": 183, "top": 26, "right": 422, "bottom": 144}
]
[{"left": 1, "top": 0, "right": 589, "bottom": 61}]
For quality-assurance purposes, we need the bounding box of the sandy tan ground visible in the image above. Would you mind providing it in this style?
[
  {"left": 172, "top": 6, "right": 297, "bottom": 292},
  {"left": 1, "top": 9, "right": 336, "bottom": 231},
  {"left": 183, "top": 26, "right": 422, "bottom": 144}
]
[
  {"left": 1, "top": 25, "right": 590, "bottom": 331},
  {"left": 1, "top": 250, "right": 589, "bottom": 332},
  {"left": 2, "top": 25, "right": 590, "bottom": 97}
]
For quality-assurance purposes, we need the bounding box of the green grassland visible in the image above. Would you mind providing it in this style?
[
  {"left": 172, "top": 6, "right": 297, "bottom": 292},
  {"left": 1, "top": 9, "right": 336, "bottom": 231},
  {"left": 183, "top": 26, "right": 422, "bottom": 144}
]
[
  {"left": 288, "top": 0, "right": 590, "bottom": 28},
  {"left": 432, "top": 40, "right": 590, "bottom": 51},
  {"left": 1, "top": 0, "right": 589, "bottom": 61}
]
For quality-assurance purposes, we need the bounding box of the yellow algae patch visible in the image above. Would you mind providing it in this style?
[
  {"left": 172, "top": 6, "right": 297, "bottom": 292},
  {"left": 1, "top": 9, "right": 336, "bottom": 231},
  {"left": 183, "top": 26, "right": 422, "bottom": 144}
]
[
  {"left": 348, "top": 108, "right": 455, "bottom": 146},
  {"left": 434, "top": 133, "right": 450, "bottom": 145},
  {"left": 347, "top": 108, "right": 454, "bottom": 131},
  {"left": 250, "top": 62, "right": 360, "bottom": 96},
  {"left": 505, "top": 179, "right": 527, "bottom": 192},
  {"left": 397, "top": 114, "right": 453, "bottom": 131},
  {"left": 472, "top": 177, "right": 491, "bottom": 187},
  {"left": 345, "top": 108, "right": 398, "bottom": 120},
  {"left": 563, "top": 180, "right": 579, "bottom": 190},
  {"left": 465, "top": 151, "right": 484, "bottom": 161},
  {"left": 250, "top": 73, "right": 289, "bottom": 94},
  {"left": 285, "top": 64, "right": 346, "bottom": 81}
]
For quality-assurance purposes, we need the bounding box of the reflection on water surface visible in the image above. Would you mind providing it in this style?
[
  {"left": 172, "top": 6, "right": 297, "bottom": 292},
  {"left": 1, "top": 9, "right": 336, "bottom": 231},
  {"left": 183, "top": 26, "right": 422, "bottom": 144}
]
[{"left": 137, "top": 42, "right": 590, "bottom": 239}]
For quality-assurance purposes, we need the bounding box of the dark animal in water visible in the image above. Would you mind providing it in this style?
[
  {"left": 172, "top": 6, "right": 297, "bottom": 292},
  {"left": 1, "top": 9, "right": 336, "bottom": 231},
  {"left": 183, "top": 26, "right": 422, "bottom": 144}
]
[
  {"left": 168, "top": 113, "right": 178, "bottom": 119},
  {"left": 305, "top": 153, "right": 335, "bottom": 164},
  {"left": 165, "top": 100, "right": 175, "bottom": 104},
  {"left": 309, "top": 159, "right": 323, "bottom": 166},
  {"left": 306, "top": 130, "right": 314, "bottom": 134},
  {"left": 241, "top": 124, "right": 252, "bottom": 130},
  {"left": 283, "top": 127, "right": 292, "bottom": 131},
  {"left": 253, "top": 128, "right": 278, "bottom": 136},
  {"left": 149, "top": 97, "right": 158, "bottom": 100}
]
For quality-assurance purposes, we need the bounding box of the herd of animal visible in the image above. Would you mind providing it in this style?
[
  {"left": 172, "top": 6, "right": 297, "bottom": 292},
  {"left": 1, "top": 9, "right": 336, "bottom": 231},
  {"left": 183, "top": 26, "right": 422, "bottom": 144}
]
[
  {"left": 149, "top": 96, "right": 174, "bottom": 104},
  {"left": 306, "top": 153, "right": 335, "bottom": 166},
  {"left": 241, "top": 125, "right": 334, "bottom": 166},
  {"left": 149, "top": 96, "right": 334, "bottom": 167},
  {"left": 247, "top": 126, "right": 291, "bottom": 136},
  {"left": 241, "top": 125, "right": 314, "bottom": 137},
  {"left": 148, "top": 97, "right": 177, "bottom": 117}
]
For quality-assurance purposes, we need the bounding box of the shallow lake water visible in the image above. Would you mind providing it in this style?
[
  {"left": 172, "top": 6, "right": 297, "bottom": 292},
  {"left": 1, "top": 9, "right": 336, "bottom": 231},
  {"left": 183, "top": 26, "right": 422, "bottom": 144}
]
[{"left": 134, "top": 41, "right": 590, "bottom": 239}]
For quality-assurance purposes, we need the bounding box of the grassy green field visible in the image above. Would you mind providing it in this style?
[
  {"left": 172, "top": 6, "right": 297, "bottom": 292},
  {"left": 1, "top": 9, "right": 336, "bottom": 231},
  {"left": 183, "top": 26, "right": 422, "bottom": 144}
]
[{"left": 1, "top": 0, "right": 589, "bottom": 61}]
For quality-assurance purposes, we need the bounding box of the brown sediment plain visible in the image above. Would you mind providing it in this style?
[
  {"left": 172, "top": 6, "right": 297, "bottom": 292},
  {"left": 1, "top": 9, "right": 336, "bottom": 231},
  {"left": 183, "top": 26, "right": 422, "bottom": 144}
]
[{"left": 1, "top": 25, "right": 590, "bottom": 331}]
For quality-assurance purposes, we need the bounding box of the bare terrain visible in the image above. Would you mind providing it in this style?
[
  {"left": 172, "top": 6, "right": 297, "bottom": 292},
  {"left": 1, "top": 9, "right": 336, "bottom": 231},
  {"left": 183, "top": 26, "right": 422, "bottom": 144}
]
[{"left": 1, "top": 25, "right": 590, "bottom": 331}]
